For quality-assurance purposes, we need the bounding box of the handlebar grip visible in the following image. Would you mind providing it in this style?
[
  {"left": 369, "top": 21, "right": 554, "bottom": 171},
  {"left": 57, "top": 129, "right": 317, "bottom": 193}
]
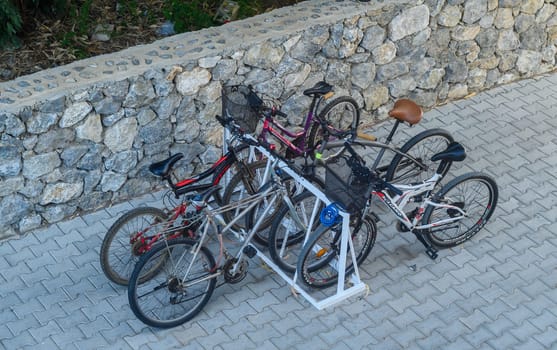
[{"left": 356, "top": 132, "right": 377, "bottom": 141}]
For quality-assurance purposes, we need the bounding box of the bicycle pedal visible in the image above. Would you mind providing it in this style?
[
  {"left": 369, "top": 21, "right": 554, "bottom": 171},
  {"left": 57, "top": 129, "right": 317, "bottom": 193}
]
[
  {"left": 425, "top": 248, "right": 438, "bottom": 260},
  {"left": 243, "top": 245, "right": 257, "bottom": 258}
]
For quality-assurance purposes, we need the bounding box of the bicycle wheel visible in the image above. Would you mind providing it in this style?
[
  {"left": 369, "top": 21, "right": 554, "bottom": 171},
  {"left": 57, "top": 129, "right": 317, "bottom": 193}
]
[
  {"left": 297, "top": 215, "right": 376, "bottom": 289},
  {"left": 100, "top": 207, "right": 168, "bottom": 286},
  {"left": 307, "top": 96, "right": 360, "bottom": 151},
  {"left": 385, "top": 128, "right": 454, "bottom": 183},
  {"left": 128, "top": 238, "right": 216, "bottom": 328},
  {"left": 422, "top": 172, "right": 498, "bottom": 248},
  {"left": 268, "top": 191, "right": 323, "bottom": 273}
]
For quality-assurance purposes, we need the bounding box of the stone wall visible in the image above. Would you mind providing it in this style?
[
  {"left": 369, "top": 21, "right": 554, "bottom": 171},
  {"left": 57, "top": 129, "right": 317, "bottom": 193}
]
[{"left": 1, "top": 0, "right": 556, "bottom": 239}]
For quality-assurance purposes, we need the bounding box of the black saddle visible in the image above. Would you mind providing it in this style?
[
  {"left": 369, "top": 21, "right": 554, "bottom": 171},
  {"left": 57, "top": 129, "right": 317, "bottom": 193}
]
[
  {"left": 149, "top": 153, "right": 184, "bottom": 178},
  {"left": 431, "top": 142, "right": 466, "bottom": 162},
  {"left": 303, "top": 81, "right": 333, "bottom": 97}
]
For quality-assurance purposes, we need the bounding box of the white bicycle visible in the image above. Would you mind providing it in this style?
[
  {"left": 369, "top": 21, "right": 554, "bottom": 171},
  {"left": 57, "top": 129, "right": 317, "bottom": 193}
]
[{"left": 297, "top": 141, "right": 499, "bottom": 289}]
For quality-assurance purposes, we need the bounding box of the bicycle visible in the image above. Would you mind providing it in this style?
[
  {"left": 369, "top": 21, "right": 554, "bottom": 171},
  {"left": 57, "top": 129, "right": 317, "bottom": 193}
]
[
  {"left": 266, "top": 99, "right": 454, "bottom": 274},
  {"left": 218, "top": 82, "right": 358, "bottom": 234},
  {"left": 223, "top": 82, "right": 360, "bottom": 158},
  {"left": 99, "top": 137, "right": 265, "bottom": 286},
  {"left": 296, "top": 141, "right": 498, "bottom": 289}
]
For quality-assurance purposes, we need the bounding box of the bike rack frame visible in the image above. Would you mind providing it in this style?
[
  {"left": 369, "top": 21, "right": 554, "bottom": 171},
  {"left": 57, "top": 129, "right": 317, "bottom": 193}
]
[{"left": 252, "top": 145, "right": 368, "bottom": 310}]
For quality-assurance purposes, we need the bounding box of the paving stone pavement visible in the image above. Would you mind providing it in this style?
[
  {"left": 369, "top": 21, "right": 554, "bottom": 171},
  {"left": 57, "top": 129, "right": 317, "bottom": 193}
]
[{"left": 2, "top": 73, "right": 557, "bottom": 350}]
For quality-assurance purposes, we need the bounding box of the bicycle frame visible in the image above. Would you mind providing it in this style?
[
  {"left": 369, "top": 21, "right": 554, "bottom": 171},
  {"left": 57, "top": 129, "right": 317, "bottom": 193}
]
[
  {"left": 258, "top": 106, "right": 321, "bottom": 157},
  {"left": 372, "top": 173, "right": 467, "bottom": 232},
  {"left": 171, "top": 145, "right": 243, "bottom": 198},
  {"left": 130, "top": 203, "right": 188, "bottom": 254},
  {"left": 320, "top": 139, "right": 427, "bottom": 178},
  {"left": 257, "top": 92, "right": 327, "bottom": 157},
  {"left": 175, "top": 180, "right": 291, "bottom": 283}
]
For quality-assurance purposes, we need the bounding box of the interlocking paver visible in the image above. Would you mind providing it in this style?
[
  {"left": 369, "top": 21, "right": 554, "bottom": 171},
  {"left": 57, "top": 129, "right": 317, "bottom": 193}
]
[
  {"left": 341, "top": 329, "right": 378, "bottom": 348},
  {"left": 529, "top": 310, "right": 557, "bottom": 332},
  {"left": 533, "top": 326, "right": 557, "bottom": 348},
  {"left": 510, "top": 321, "right": 545, "bottom": 343},
  {"left": 29, "top": 321, "right": 62, "bottom": 343},
  {"left": 415, "top": 330, "right": 448, "bottom": 350},
  {"left": 195, "top": 328, "right": 233, "bottom": 350},
  {"left": 484, "top": 315, "right": 515, "bottom": 337},
  {"left": 459, "top": 309, "right": 491, "bottom": 330},
  {"left": 6, "top": 313, "right": 41, "bottom": 337},
  {"left": 222, "top": 317, "right": 257, "bottom": 340},
  {"left": 292, "top": 335, "right": 329, "bottom": 350},
  {"left": 0, "top": 324, "right": 13, "bottom": 341},
  {"left": 1, "top": 330, "right": 35, "bottom": 349},
  {"left": 220, "top": 334, "right": 258, "bottom": 350},
  {"left": 33, "top": 304, "right": 68, "bottom": 325},
  {"left": 246, "top": 290, "right": 281, "bottom": 312},
  {"left": 170, "top": 323, "right": 208, "bottom": 345},
  {"left": 463, "top": 326, "right": 496, "bottom": 348}
]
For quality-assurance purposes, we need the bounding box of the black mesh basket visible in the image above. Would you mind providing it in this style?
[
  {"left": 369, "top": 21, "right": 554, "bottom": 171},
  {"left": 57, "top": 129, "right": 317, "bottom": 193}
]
[
  {"left": 324, "top": 156, "right": 372, "bottom": 214},
  {"left": 222, "top": 85, "right": 263, "bottom": 134}
]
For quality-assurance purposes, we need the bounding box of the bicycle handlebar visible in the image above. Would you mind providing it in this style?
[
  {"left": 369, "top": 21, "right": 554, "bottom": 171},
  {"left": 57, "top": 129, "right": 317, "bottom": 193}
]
[
  {"left": 215, "top": 115, "right": 259, "bottom": 146},
  {"left": 315, "top": 138, "right": 403, "bottom": 196}
]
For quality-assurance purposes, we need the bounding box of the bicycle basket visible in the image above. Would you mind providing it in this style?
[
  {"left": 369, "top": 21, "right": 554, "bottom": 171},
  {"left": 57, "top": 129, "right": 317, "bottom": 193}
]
[
  {"left": 324, "top": 155, "right": 372, "bottom": 214},
  {"left": 222, "top": 85, "right": 263, "bottom": 134}
]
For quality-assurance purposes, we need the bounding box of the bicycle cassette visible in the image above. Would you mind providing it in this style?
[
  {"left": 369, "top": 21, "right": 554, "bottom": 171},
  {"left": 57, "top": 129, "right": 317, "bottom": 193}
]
[{"left": 223, "top": 258, "right": 248, "bottom": 284}]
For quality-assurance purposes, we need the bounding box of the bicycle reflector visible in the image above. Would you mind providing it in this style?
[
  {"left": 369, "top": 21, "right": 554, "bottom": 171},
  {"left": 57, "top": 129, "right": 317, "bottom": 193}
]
[{"left": 320, "top": 203, "right": 341, "bottom": 226}]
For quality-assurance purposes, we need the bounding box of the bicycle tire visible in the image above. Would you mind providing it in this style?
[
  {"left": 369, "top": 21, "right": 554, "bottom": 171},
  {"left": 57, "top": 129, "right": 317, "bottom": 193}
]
[
  {"left": 307, "top": 96, "right": 360, "bottom": 151},
  {"left": 100, "top": 207, "right": 168, "bottom": 286},
  {"left": 384, "top": 128, "right": 454, "bottom": 183},
  {"left": 297, "top": 214, "right": 376, "bottom": 289},
  {"left": 128, "top": 238, "right": 216, "bottom": 328},
  {"left": 267, "top": 191, "right": 324, "bottom": 273},
  {"left": 422, "top": 172, "right": 498, "bottom": 248}
]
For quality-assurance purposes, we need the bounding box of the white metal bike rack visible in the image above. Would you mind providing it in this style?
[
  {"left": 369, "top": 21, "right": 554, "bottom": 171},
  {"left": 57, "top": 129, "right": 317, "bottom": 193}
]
[{"left": 251, "top": 145, "right": 367, "bottom": 310}]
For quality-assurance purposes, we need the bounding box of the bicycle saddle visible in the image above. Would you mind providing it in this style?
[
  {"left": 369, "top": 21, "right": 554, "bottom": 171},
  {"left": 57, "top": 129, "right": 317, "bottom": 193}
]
[
  {"left": 303, "top": 81, "right": 333, "bottom": 97},
  {"left": 430, "top": 142, "right": 466, "bottom": 162},
  {"left": 149, "top": 153, "right": 184, "bottom": 178},
  {"left": 389, "top": 99, "right": 423, "bottom": 125}
]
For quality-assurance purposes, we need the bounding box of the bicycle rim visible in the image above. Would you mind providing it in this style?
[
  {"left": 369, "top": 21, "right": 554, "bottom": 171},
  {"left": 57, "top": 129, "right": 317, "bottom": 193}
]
[
  {"left": 100, "top": 207, "right": 168, "bottom": 286},
  {"left": 423, "top": 174, "right": 498, "bottom": 248},
  {"left": 128, "top": 239, "right": 216, "bottom": 328},
  {"left": 298, "top": 215, "right": 376, "bottom": 289}
]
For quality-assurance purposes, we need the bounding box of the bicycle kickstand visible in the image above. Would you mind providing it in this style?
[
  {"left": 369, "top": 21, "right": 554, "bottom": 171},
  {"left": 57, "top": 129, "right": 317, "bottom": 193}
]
[{"left": 412, "top": 230, "right": 438, "bottom": 260}]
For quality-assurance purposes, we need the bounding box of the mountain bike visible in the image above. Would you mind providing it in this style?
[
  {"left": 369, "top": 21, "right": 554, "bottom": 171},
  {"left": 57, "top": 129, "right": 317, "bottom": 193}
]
[{"left": 296, "top": 141, "right": 498, "bottom": 289}]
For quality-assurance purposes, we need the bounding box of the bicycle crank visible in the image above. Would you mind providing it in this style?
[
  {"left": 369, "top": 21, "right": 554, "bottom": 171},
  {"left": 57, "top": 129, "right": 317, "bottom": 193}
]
[{"left": 223, "top": 258, "right": 248, "bottom": 284}]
